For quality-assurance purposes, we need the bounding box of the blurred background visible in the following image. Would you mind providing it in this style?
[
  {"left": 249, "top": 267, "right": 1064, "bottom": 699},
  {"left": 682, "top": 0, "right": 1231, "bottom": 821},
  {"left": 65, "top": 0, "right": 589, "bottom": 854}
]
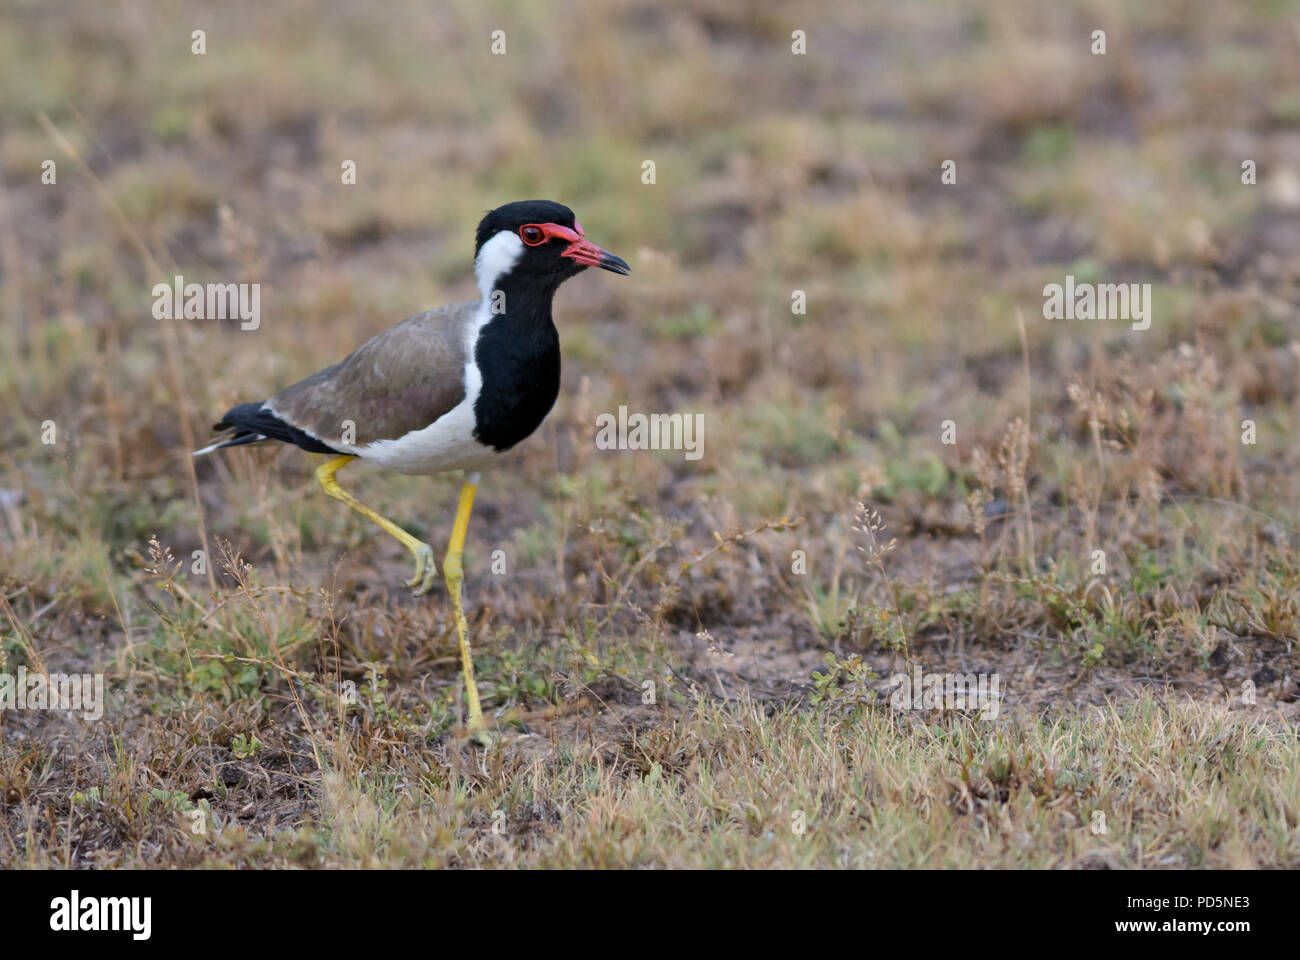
[{"left": 2, "top": 0, "right": 1299, "bottom": 867}]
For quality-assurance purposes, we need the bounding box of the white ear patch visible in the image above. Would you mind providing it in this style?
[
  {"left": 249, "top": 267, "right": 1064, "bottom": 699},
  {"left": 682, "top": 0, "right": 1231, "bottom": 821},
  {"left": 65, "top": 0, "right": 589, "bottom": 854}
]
[{"left": 474, "top": 230, "right": 525, "bottom": 301}]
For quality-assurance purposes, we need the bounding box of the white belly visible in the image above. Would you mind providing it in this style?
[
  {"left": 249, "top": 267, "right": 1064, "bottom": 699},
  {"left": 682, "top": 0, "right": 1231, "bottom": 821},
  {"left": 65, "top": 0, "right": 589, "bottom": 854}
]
[{"left": 345, "top": 394, "right": 498, "bottom": 475}]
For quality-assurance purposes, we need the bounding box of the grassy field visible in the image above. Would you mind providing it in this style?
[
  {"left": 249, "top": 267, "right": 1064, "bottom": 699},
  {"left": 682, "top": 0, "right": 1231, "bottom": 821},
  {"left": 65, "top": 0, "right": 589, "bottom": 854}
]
[{"left": 2, "top": 0, "right": 1299, "bottom": 868}]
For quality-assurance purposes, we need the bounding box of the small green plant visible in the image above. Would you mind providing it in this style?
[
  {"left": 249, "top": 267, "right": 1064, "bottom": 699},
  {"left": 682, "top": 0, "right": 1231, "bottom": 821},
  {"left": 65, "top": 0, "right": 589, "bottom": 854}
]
[
  {"left": 803, "top": 580, "right": 859, "bottom": 642},
  {"left": 848, "top": 604, "right": 910, "bottom": 652},
  {"left": 809, "top": 653, "right": 877, "bottom": 712},
  {"left": 231, "top": 733, "right": 263, "bottom": 759},
  {"left": 70, "top": 786, "right": 102, "bottom": 807},
  {"left": 495, "top": 648, "right": 553, "bottom": 706},
  {"left": 361, "top": 668, "right": 399, "bottom": 721}
]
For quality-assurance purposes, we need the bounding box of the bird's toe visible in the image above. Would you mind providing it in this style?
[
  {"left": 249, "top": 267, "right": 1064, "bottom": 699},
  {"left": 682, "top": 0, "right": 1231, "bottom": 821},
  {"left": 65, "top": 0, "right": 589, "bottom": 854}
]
[{"left": 406, "top": 544, "right": 438, "bottom": 593}]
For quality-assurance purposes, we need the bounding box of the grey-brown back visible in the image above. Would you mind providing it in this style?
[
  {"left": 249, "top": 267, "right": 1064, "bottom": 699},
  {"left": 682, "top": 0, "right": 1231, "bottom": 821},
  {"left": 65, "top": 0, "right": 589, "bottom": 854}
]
[{"left": 267, "top": 301, "right": 478, "bottom": 447}]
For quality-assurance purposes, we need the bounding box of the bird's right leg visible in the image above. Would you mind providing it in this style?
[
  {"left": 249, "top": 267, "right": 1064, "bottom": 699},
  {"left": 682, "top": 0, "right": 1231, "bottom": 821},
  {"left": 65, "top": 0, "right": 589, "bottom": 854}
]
[
  {"left": 314, "top": 455, "right": 438, "bottom": 595},
  {"left": 443, "top": 476, "right": 485, "bottom": 737}
]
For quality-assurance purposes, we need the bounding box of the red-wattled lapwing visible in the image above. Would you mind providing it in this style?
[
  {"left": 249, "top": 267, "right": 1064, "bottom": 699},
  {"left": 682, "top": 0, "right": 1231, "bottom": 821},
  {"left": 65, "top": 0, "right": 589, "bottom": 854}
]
[{"left": 194, "top": 200, "right": 630, "bottom": 734}]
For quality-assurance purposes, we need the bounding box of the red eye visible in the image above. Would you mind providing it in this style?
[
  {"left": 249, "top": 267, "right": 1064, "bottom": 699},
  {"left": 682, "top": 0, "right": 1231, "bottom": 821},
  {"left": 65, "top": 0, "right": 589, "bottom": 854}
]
[{"left": 520, "top": 225, "right": 545, "bottom": 245}]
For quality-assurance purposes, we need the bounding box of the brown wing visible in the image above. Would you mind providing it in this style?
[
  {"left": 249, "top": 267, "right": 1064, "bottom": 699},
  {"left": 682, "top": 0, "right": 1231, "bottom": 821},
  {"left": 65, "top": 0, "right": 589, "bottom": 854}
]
[{"left": 266, "top": 301, "right": 477, "bottom": 447}]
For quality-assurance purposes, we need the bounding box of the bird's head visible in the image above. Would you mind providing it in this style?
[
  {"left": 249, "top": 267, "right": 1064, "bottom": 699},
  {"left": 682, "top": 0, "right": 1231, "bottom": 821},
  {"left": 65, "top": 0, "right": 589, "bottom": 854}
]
[{"left": 474, "top": 200, "right": 630, "bottom": 301}]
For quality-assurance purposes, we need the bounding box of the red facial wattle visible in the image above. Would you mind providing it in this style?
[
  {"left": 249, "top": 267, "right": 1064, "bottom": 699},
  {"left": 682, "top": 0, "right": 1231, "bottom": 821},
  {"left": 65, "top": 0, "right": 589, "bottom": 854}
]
[{"left": 519, "top": 222, "right": 631, "bottom": 276}]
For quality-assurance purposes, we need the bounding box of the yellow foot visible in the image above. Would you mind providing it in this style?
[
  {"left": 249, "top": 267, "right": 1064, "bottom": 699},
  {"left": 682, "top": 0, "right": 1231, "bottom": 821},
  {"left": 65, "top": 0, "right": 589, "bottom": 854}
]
[
  {"left": 464, "top": 714, "right": 497, "bottom": 748},
  {"left": 406, "top": 543, "right": 438, "bottom": 595}
]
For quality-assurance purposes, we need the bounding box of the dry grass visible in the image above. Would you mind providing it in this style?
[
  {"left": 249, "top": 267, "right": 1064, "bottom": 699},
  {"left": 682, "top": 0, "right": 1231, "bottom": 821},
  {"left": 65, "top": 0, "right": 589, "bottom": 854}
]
[{"left": 1, "top": 0, "right": 1299, "bottom": 868}]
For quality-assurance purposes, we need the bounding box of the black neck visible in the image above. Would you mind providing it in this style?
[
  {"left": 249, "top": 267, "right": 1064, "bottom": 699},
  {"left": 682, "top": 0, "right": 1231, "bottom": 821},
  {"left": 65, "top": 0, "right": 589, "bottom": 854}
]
[{"left": 471, "top": 271, "right": 562, "bottom": 451}]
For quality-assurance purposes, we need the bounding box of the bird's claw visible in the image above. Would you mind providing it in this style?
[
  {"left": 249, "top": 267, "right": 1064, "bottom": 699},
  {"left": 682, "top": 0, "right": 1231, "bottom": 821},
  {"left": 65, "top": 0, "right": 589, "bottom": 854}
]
[{"left": 406, "top": 543, "right": 438, "bottom": 595}]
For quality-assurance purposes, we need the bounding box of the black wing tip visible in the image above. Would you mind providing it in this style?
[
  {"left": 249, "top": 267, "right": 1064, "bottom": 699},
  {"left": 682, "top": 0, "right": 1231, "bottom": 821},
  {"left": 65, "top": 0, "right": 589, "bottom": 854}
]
[
  {"left": 199, "top": 401, "right": 343, "bottom": 456},
  {"left": 193, "top": 432, "right": 264, "bottom": 456}
]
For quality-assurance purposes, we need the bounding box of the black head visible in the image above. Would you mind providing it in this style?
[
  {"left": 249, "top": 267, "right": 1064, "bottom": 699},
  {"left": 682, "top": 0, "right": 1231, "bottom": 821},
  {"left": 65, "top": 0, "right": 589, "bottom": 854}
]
[
  {"left": 475, "top": 200, "right": 577, "bottom": 253},
  {"left": 473, "top": 200, "right": 630, "bottom": 298}
]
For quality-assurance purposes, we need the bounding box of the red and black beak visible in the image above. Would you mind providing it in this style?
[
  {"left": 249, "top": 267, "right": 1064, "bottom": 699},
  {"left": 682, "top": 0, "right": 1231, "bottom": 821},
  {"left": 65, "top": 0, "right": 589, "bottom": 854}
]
[
  {"left": 564, "top": 235, "right": 631, "bottom": 275},
  {"left": 525, "top": 222, "right": 631, "bottom": 275}
]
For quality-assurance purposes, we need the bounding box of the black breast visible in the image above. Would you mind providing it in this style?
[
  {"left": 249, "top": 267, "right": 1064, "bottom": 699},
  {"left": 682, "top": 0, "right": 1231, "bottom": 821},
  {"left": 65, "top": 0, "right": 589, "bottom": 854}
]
[{"left": 471, "top": 313, "right": 561, "bottom": 451}]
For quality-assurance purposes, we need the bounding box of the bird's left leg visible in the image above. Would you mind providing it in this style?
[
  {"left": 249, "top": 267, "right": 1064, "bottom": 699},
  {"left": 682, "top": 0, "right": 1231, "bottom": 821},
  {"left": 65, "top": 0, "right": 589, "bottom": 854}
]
[
  {"left": 314, "top": 455, "right": 438, "bottom": 595},
  {"left": 443, "top": 473, "right": 484, "bottom": 734}
]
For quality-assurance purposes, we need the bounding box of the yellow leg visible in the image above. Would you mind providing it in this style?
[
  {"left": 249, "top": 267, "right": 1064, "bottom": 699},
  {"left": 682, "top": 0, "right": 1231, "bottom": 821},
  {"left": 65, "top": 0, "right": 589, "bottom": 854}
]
[
  {"left": 314, "top": 455, "right": 438, "bottom": 595},
  {"left": 444, "top": 477, "right": 484, "bottom": 733}
]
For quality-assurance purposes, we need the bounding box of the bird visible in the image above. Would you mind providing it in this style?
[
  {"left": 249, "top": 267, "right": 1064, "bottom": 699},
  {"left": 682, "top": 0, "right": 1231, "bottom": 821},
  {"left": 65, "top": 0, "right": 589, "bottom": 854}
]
[{"left": 194, "top": 200, "right": 630, "bottom": 735}]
